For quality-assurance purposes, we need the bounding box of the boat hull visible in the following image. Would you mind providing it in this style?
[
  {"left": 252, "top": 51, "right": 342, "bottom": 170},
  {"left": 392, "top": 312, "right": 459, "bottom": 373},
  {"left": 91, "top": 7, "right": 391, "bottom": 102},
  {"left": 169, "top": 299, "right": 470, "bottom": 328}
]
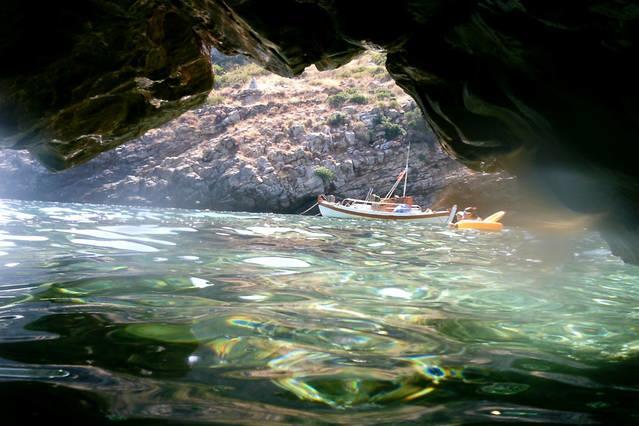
[{"left": 318, "top": 201, "right": 449, "bottom": 223}]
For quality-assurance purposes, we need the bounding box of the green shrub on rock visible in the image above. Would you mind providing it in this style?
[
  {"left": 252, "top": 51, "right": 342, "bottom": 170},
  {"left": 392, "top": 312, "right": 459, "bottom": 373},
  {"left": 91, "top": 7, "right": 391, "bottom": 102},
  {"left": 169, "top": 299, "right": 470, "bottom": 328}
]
[
  {"left": 215, "top": 63, "right": 269, "bottom": 88},
  {"left": 314, "top": 166, "right": 336, "bottom": 183},
  {"left": 369, "top": 51, "right": 387, "bottom": 66},
  {"left": 212, "top": 64, "right": 224, "bottom": 75},
  {"left": 383, "top": 121, "right": 404, "bottom": 139},
  {"left": 375, "top": 88, "right": 394, "bottom": 100},
  {"left": 207, "top": 93, "right": 225, "bottom": 106},
  {"left": 349, "top": 93, "right": 368, "bottom": 104},
  {"left": 327, "top": 89, "right": 368, "bottom": 108},
  {"left": 327, "top": 112, "right": 348, "bottom": 127},
  {"left": 374, "top": 115, "right": 405, "bottom": 139},
  {"left": 327, "top": 92, "right": 348, "bottom": 108}
]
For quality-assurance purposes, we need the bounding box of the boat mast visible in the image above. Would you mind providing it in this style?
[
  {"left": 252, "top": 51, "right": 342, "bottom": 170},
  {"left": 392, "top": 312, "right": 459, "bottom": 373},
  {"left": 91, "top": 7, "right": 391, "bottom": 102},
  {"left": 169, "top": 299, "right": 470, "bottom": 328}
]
[{"left": 402, "top": 143, "right": 410, "bottom": 198}]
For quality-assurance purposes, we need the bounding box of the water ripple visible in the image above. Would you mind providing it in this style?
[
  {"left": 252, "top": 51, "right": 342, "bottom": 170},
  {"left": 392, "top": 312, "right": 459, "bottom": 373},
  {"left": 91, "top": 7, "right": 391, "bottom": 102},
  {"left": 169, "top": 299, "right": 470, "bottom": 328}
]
[{"left": 0, "top": 199, "right": 638, "bottom": 423}]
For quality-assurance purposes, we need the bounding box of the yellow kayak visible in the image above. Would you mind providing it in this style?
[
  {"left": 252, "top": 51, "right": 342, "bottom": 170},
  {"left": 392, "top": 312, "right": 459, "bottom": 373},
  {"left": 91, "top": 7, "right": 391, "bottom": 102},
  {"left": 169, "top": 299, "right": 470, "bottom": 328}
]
[{"left": 455, "top": 211, "right": 506, "bottom": 232}]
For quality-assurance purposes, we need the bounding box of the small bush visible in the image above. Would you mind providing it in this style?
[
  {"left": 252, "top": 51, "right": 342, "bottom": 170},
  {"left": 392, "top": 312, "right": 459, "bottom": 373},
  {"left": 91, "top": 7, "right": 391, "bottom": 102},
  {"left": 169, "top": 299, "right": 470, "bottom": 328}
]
[
  {"left": 215, "top": 63, "right": 269, "bottom": 88},
  {"left": 376, "top": 115, "right": 405, "bottom": 139},
  {"left": 335, "top": 68, "right": 354, "bottom": 79},
  {"left": 212, "top": 64, "right": 224, "bottom": 75},
  {"left": 375, "top": 88, "right": 394, "bottom": 100},
  {"left": 336, "top": 65, "right": 379, "bottom": 79},
  {"left": 388, "top": 100, "right": 401, "bottom": 110},
  {"left": 314, "top": 166, "right": 336, "bottom": 183},
  {"left": 375, "top": 99, "right": 402, "bottom": 111},
  {"left": 369, "top": 51, "right": 387, "bottom": 66},
  {"left": 207, "top": 93, "right": 224, "bottom": 106},
  {"left": 383, "top": 121, "right": 404, "bottom": 139},
  {"left": 349, "top": 93, "right": 368, "bottom": 104},
  {"left": 327, "top": 112, "right": 348, "bottom": 127},
  {"left": 327, "top": 92, "right": 348, "bottom": 108},
  {"left": 327, "top": 89, "right": 368, "bottom": 108}
]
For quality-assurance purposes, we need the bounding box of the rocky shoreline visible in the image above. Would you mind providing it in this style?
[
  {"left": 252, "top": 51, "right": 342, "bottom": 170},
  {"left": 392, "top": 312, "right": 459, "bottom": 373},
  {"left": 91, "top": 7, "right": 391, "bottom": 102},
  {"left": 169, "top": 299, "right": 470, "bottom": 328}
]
[{"left": 0, "top": 53, "right": 505, "bottom": 214}]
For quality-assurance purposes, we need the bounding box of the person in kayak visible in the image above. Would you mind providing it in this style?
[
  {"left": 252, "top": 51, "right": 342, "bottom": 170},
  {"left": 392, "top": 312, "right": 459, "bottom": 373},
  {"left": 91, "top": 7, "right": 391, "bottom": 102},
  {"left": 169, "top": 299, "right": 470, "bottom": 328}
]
[{"left": 456, "top": 207, "right": 482, "bottom": 222}]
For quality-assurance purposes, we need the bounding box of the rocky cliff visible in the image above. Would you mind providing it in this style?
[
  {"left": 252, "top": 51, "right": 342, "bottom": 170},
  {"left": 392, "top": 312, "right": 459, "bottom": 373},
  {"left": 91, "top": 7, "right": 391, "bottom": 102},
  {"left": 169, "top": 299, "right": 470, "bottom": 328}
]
[{"left": 0, "top": 54, "right": 477, "bottom": 213}]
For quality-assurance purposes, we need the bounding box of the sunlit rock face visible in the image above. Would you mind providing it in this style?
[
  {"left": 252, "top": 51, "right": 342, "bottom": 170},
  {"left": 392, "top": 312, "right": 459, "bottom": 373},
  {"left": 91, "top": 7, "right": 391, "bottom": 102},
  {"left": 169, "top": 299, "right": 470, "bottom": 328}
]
[{"left": 1, "top": 1, "right": 638, "bottom": 261}]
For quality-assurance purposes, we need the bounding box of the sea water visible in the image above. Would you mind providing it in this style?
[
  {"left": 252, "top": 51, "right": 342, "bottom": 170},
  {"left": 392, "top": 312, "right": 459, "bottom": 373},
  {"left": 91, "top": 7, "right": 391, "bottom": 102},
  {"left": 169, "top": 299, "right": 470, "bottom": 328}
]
[{"left": 1, "top": 199, "right": 638, "bottom": 424}]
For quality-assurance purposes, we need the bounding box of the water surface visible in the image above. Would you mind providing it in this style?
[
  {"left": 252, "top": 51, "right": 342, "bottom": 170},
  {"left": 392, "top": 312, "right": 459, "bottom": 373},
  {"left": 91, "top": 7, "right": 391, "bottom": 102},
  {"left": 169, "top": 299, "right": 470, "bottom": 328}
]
[{"left": 1, "top": 199, "right": 638, "bottom": 424}]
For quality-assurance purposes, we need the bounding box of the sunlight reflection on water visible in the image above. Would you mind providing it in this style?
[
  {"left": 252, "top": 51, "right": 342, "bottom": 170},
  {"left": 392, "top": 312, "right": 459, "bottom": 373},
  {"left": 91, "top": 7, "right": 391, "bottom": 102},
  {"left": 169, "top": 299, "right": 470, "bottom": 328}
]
[{"left": 1, "top": 199, "right": 639, "bottom": 424}]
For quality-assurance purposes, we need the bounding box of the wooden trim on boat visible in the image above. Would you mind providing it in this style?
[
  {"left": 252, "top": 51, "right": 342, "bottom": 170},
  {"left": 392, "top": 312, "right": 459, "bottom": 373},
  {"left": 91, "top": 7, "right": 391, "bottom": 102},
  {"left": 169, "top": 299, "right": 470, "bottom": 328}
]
[{"left": 318, "top": 200, "right": 449, "bottom": 220}]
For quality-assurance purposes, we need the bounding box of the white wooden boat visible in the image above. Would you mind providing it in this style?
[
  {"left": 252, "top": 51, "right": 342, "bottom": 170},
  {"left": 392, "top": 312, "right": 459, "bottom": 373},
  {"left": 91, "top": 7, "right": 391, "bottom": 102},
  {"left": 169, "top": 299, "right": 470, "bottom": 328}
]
[
  {"left": 317, "top": 143, "right": 450, "bottom": 222},
  {"left": 317, "top": 195, "right": 450, "bottom": 223}
]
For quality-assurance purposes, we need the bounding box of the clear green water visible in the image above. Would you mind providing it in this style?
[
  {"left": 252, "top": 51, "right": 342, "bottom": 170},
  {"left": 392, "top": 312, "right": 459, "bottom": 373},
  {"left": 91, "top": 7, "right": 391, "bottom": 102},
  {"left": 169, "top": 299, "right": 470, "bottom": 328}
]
[{"left": 1, "top": 199, "right": 639, "bottom": 424}]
